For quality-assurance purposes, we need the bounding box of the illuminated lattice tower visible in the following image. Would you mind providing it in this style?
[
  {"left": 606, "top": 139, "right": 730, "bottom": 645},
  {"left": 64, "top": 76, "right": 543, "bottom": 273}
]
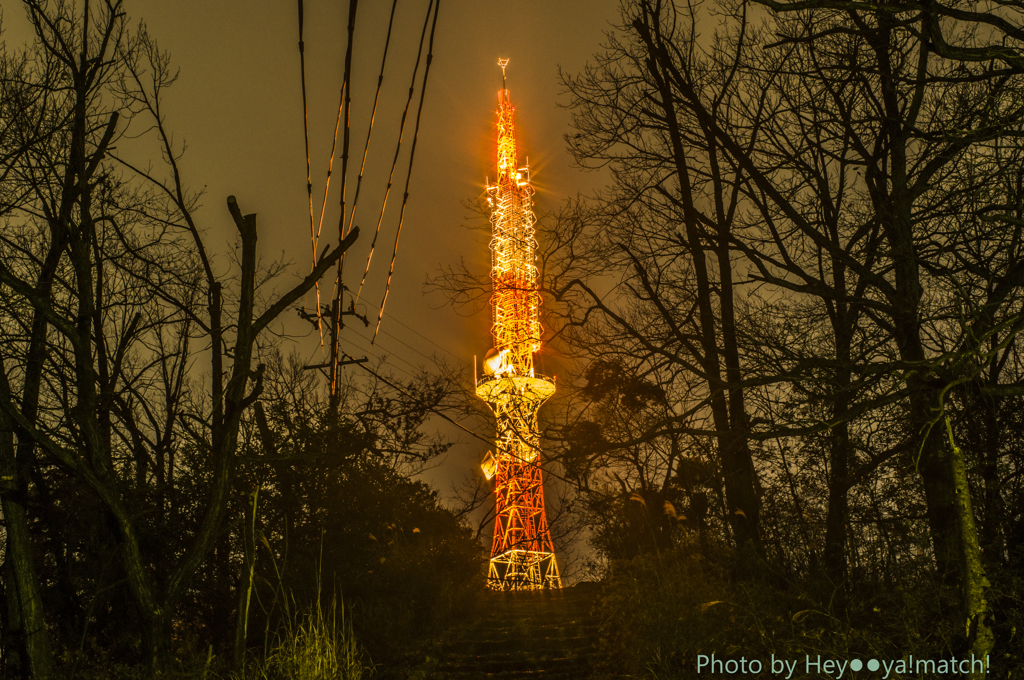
[{"left": 476, "top": 60, "right": 561, "bottom": 591}]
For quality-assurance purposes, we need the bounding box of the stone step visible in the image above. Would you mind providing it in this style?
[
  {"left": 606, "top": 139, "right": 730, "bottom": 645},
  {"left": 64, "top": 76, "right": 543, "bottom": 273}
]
[
  {"left": 473, "top": 605, "right": 597, "bottom": 625},
  {"left": 429, "top": 669, "right": 591, "bottom": 680},
  {"left": 402, "top": 584, "right": 602, "bottom": 680},
  {"left": 445, "top": 634, "right": 593, "bottom": 656},
  {"left": 463, "top": 621, "right": 599, "bottom": 637},
  {"left": 439, "top": 647, "right": 591, "bottom": 670},
  {"left": 439, "top": 653, "right": 587, "bottom": 674}
]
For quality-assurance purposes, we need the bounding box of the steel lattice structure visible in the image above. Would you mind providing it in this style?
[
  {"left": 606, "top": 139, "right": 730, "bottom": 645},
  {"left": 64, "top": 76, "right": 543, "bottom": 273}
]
[{"left": 475, "top": 60, "right": 561, "bottom": 591}]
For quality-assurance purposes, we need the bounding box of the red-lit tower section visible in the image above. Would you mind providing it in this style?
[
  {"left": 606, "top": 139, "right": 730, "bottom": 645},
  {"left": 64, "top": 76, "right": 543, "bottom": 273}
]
[{"left": 476, "top": 60, "right": 561, "bottom": 590}]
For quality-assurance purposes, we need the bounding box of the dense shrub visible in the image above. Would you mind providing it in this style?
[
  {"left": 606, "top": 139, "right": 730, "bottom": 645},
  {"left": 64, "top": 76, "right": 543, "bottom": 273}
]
[
  {"left": 240, "top": 459, "right": 486, "bottom": 671},
  {"left": 592, "top": 537, "right": 1023, "bottom": 679}
]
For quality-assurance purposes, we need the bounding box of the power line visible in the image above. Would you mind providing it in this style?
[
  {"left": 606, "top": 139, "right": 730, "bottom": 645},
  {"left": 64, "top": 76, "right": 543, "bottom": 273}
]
[
  {"left": 378, "top": 325, "right": 449, "bottom": 366},
  {"left": 351, "top": 360, "right": 579, "bottom": 490},
  {"left": 379, "top": 310, "right": 467, "bottom": 364},
  {"left": 346, "top": 326, "right": 427, "bottom": 378},
  {"left": 352, "top": 359, "right": 491, "bottom": 447},
  {"left": 373, "top": 0, "right": 442, "bottom": 339}
]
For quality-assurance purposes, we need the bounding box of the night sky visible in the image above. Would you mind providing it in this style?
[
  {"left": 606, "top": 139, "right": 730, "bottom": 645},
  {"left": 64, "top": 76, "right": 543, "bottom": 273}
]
[{"left": 3, "top": 0, "right": 619, "bottom": 517}]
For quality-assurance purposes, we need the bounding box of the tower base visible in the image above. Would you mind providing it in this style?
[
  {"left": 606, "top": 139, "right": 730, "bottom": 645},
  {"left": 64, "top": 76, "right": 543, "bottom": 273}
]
[{"left": 488, "top": 549, "right": 562, "bottom": 591}]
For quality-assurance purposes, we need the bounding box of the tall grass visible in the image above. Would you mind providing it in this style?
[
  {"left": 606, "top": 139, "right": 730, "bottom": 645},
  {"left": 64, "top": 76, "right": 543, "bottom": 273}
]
[{"left": 234, "top": 596, "right": 369, "bottom": 680}]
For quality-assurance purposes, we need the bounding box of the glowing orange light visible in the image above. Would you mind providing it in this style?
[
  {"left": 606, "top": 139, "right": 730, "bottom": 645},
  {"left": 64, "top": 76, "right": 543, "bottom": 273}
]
[{"left": 475, "top": 59, "right": 561, "bottom": 591}]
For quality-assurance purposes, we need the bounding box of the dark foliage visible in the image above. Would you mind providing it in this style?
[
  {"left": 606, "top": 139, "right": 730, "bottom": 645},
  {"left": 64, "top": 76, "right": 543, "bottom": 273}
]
[{"left": 591, "top": 541, "right": 1016, "bottom": 679}]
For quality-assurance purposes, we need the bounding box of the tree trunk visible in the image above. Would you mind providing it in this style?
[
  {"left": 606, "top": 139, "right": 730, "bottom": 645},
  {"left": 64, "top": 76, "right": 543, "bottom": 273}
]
[
  {"left": 633, "top": 12, "right": 762, "bottom": 548},
  {"left": 909, "top": 386, "right": 961, "bottom": 580},
  {"left": 944, "top": 416, "right": 994, "bottom": 676},
  {"left": 139, "top": 608, "right": 171, "bottom": 676},
  {"left": 232, "top": 489, "right": 258, "bottom": 671},
  {"left": 0, "top": 378, "right": 55, "bottom": 679},
  {"left": 977, "top": 381, "right": 1004, "bottom": 562},
  {"left": 0, "top": 495, "right": 55, "bottom": 679},
  {"left": 823, "top": 419, "right": 850, "bottom": 613},
  {"left": 823, "top": 255, "right": 856, "bottom": 613},
  {"left": 2, "top": 556, "right": 25, "bottom": 679}
]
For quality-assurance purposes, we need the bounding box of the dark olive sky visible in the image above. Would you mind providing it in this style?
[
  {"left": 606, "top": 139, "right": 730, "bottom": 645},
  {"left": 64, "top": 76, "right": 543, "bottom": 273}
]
[
  {"left": 123, "top": 0, "right": 620, "bottom": 358},
  {"left": 5, "top": 0, "right": 620, "bottom": 528}
]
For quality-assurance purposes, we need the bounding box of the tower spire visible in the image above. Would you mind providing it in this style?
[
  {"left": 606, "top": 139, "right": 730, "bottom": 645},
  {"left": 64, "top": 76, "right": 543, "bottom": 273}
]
[
  {"left": 476, "top": 58, "right": 561, "bottom": 591},
  {"left": 498, "top": 57, "right": 509, "bottom": 91}
]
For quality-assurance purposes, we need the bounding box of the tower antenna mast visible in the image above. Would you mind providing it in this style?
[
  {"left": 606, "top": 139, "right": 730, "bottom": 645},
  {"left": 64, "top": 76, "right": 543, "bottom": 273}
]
[
  {"left": 476, "top": 58, "right": 561, "bottom": 590},
  {"left": 498, "top": 57, "right": 508, "bottom": 91}
]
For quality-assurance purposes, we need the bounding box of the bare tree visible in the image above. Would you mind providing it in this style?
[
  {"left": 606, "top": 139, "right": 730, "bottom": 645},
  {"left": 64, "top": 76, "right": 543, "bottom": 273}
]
[
  {"left": 555, "top": 0, "right": 768, "bottom": 550},
  {"left": 0, "top": 1, "right": 358, "bottom": 673},
  {"left": 557, "top": 0, "right": 1024, "bottom": 661},
  {"left": 619, "top": 0, "right": 1024, "bottom": 661}
]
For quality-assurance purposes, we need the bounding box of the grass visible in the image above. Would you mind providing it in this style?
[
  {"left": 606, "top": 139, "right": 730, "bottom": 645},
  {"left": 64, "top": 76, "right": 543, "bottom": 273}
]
[{"left": 233, "top": 596, "right": 369, "bottom": 680}]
